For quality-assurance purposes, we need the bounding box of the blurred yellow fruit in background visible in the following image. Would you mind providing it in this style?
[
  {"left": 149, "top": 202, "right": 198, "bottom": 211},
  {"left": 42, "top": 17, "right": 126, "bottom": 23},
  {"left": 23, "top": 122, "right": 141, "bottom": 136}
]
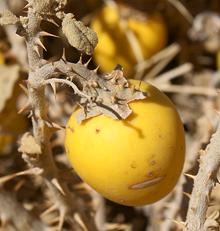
[{"left": 91, "top": 3, "right": 167, "bottom": 77}]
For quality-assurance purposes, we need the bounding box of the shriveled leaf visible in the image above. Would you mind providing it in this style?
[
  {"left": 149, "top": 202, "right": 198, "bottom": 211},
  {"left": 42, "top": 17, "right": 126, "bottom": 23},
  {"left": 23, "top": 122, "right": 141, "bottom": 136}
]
[
  {"left": 62, "top": 13, "right": 98, "bottom": 55},
  {"left": 18, "top": 133, "right": 42, "bottom": 155},
  {"left": 0, "top": 10, "right": 19, "bottom": 25},
  {"left": 0, "top": 65, "right": 20, "bottom": 112}
]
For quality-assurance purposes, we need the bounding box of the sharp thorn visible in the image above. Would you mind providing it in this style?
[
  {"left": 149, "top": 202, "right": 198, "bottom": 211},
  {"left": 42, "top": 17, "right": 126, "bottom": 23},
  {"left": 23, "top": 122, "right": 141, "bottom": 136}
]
[
  {"left": 61, "top": 48, "right": 67, "bottom": 63},
  {"left": 18, "top": 102, "right": 30, "bottom": 114},
  {"left": 49, "top": 82, "right": 57, "bottom": 99},
  {"left": 36, "top": 38, "right": 47, "bottom": 51},
  {"left": 40, "top": 205, "right": 57, "bottom": 218},
  {"left": 51, "top": 178, "right": 65, "bottom": 195},
  {"left": 19, "top": 84, "right": 28, "bottom": 95},
  {"left": 39, "top": 31, "right": 59, "bottom": 38},
  {"left": 171, "top": 220, "right": 186, "bottom": 228},
  {"left": 78, "top": 54, "right": 83, "bottom": 64},
  {"left": 184, "top": 173, "right": 196, "bottom": 180},
  {"left": 74, "top": 213, "right": 87, "bottom": 231},
  {"left": 45, "top": 120, "right": 65, "bottom": 131},
  {"left": 23, "top": 3, "right": 31, "bottom": 9},
  {"left": 84, "top": 57, "right": 92, "bottom": 67},
  {"left": 28, "top": 111, "right": 33, "bottom": 118},
  {"left": 46, "top": 18, "right": 59, "bottom": 27},
  {"left": 61, "top": 58, "right": 67, "bottom": 64},
  {"left": 183, "top": 191, "right": 191, "bottom": 199},
  {"left": 93, "top": 65, "right": 99, "bottom": 73},
  {"left": 33, "top": 46, "right": 41, "bottom": 57}
]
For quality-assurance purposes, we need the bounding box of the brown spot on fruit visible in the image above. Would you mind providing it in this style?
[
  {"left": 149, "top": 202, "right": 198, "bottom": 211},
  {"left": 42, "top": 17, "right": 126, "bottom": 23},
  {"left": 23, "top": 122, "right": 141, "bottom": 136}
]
[
  {"left": 130, "top": 161, "right": 137, "bottom": 169},
  {"left": 95, "top": 128, "right": 100, "bottom": 133}
]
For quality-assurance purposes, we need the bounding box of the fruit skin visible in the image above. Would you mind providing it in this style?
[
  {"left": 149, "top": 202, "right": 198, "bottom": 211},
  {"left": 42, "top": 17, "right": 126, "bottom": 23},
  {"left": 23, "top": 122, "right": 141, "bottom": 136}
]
[
  {"left": 65, "top": 80, "right": 185, "bottom": 206},
  {"left": 91, "top": 4, "right": 167, "bottom": 77}
]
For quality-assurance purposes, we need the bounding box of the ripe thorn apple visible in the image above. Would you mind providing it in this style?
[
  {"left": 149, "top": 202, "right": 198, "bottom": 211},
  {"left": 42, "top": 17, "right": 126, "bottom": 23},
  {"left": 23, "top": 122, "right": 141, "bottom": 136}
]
[{"left": 65, "top": 80, "right": 185, "bottom": 206}]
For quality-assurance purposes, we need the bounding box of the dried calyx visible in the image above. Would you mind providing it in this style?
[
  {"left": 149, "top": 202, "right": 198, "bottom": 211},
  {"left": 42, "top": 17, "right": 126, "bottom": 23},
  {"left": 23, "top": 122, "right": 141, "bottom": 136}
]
[
  {"left": 74, "top": 64, "right": 146, "bottom": 123},
  {"left": 48, "top": 60, "right": 147, "bottom": 123}
]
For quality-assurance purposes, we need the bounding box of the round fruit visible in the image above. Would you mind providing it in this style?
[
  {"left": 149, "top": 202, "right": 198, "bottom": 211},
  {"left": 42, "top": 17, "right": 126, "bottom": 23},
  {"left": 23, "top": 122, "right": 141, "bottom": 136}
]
[
  {"left": 65, "top": 80, "right": 185, "bottom": 206},
  {"left": 91, "top": 4, "right": 167, "bottom": 77}
]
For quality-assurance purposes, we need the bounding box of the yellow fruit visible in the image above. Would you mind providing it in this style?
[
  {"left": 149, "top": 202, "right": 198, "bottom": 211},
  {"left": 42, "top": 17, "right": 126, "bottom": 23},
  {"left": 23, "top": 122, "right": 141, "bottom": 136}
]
[
  {"left": 91, "top": 4, "right": 167, "bottom": 77},
  {"left": 65, "top": 80, "right": 185, "bottom": 206}
]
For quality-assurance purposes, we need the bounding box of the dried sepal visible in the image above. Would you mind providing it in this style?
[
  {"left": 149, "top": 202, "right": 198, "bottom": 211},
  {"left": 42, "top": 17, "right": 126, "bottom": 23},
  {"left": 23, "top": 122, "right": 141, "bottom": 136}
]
[
  {"left": 35, "top": 38, "right": 47, "bottom": 51},
  {"left": 62, "top": 13, "right": 98, "bottom": 55},
  {"left": 75, "top": 65, "right": 146, "bottom": 123},
  {"left": 18, "top": 132, "right": 42, "bottom": 155},
  {"left": 0, "top": 10, "right": 19, "bottom": 25},
  {"left": 0, "top": 65, "right": 20, "bottom": 112},
  {"left": 52, "top": 60, "right": 146, "bottom": 123}
]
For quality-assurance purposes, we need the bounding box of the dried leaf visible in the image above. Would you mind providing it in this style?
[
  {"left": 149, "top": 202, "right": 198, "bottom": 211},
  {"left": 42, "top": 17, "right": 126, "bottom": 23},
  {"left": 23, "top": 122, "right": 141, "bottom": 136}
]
[
  {"left": 0, "top": 65, "right": 20, "bottom": 112},
  {"left": 62, "top": 13, "right": 98, "bottom": 55},
  {"left": 0, "top": 10, "right": 19, "bottom": 25},
  {"left": 18, "top": 133, "right": 42, "bottom": 155}
]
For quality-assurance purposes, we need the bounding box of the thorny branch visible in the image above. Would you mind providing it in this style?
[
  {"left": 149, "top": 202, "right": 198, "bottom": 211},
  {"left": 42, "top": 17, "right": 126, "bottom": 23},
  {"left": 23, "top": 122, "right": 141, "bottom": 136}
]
[
  {"left": 0, "top": 0, "right": 145, "bottom": 230},
  {"left": 1, "top": 1, "right": 220, "bottom": 230},
  {"left": 184, "top": 119, "right": 220, "bottom": 231}
]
